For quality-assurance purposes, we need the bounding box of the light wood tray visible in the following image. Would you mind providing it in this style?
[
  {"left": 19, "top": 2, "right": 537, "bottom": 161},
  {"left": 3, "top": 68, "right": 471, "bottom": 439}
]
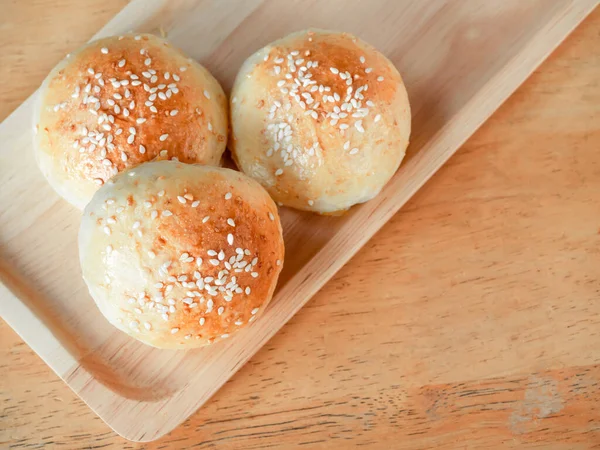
[{"left": 0, "top": 0, "right": 595, "bottom": 442}]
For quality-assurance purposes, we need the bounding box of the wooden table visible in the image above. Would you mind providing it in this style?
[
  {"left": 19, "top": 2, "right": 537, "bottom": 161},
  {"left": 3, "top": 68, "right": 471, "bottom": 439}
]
[{"left": 1, "top": 2, "right": 599, "bottom": 448}]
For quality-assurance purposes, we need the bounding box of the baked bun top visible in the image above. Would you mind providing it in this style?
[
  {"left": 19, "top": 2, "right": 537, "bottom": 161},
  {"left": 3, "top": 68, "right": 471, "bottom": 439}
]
[
  {"left": 35, "top": 33, "right": 227, "bottom": 209},
  {"left": 79, "top": 161, "right": 284, "bottom": 349},
  {"left": 230, "top": 29, "right": 411, "bottom": 213}
]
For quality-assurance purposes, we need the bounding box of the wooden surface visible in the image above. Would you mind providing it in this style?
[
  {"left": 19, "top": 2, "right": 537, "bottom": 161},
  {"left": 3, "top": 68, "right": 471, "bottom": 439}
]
[{"left": 1, "top": 0, "right": 599, "bottom": 448}]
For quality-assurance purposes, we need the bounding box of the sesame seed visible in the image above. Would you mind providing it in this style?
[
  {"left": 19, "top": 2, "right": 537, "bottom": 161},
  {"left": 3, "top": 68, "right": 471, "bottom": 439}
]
[
  {"left": 157, "top": 190, "right": 165, "bottom": 197},
  {"left": 217, "top": 306, "right": 224, "bottom": 315},
  {"left": 251, "top": 308, "right": 259, "bottom": 315},
  {"left": 144, "top": 58, "right": 151, "bottom": 66},
  {"left": 162, "top": 210, "right": 173, "bottom": 217},
  {"left": 129, "top": 320, "right": 139, "bottom": 329},
  {"left": 276, "top": 259, "right": 281, "bottom": 266},
  {"left": 139, "top": 145, "right": 146, "bottom": 154},
  {"left": 227, "top": 233, "right": 234, "bottom": 245},
  {"left": 199, "top": 317, "right": 205, "bottom": 326},
  {"left": 191, "top": 201, "right": 200, "bottom": 208},
  {"left": 170, "top": 109, "right": 178, "bottom": 116},
  {"left": 203, "top": 90, "right": 211, "bottom": 99},
  {"left": 159, "top": 134, "right": 168, "bottom": 141},
  {"left": 102, "top": 158, "right": 112, "bottom": 166},
  {"left": 208, "top": 122, "right": 213, "bottom": 132},
  {"left": 360, "top": 56, "right": 365, "bottom": 64},
  {"left": 132, "top": 221, "right": 141, "bottom": 229},
  {"left": 275, "top": 169, "right": 284, "bottom": 176},
  {"left": 268, "top": 212, "right": 275, "bottom": 221},
  {"left": 170, "top": 327, "right": 179, "bottom": 334},
  {"left": 377, "top": 76, "right": 384, "bottom": 81},
  {"left": 365, "top": 67, "right": 373, "bottom": 73},
  {"left": 225, "top": 192, "right": 232, "bottom": 200},
  {"left": 148, "top": 251, "right": 156, "bottom": 259},
  {"left": 245, "top": 287, "right": 251, "bottom": 295},
  {"left": 177, "top": 195, "right": 186, "bottom": 204},
  {"left": 350, "top": 148, "right": 359, "bottom": 155},
  {"left": 137, "top": 118, "right": 146, "bottom": 124},
  {"left": 202, "top": 216, "right": 210, "bottom": 223},
  {"left": 308, "top": 200, "right": 314, "bottom": 206},
  {"left": 227, "top": 218, "right": 236, "bottom": 227},
  {"left": 330, "top": 67, "right": 339, "bottom": 74},
  {"left": 374, "top": 114, "right": 381, "bottom": 122}
]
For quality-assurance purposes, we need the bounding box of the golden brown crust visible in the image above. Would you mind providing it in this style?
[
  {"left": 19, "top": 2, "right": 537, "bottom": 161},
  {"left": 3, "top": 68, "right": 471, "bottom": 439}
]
[
  {"left": 79, "top": 161, "right": 284, "bottom": 349},
  {"left": 35, "top": 33, "right": 227, "bottom": 209},
  {"left": 230, "top": 29, "right": 411, "bottom": 213}
]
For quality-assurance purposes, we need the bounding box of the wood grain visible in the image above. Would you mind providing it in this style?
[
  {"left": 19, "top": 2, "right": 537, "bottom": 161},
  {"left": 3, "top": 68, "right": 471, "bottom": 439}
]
[{"left": 1, "top": 0, "right": 600, "bottom": 448}]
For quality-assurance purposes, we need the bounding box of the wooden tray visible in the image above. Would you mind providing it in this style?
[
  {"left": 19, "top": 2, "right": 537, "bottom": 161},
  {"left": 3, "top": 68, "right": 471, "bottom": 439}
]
[{"left": 0, "top": 0, "right": 595, "bottom": 442}]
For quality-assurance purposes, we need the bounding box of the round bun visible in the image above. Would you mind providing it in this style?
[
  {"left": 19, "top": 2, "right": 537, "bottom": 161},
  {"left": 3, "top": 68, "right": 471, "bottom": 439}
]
[
  {"left": 230, "top": 29, "right": 411, "bottom": 213},
  {"left": 79, "top": 161, "right": 284, "bottom": 349},
  {"left": 34, "top": 33, "right": 228, "bottom": 209}
]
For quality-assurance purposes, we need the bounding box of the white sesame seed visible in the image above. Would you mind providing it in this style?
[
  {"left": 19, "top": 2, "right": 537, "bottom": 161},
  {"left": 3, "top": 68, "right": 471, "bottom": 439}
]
[
  {"left": 199, "top": 317, "right": 205, "bottom": 326},
  {"left": 377, "top": 76, "right": 384, "bottom": 82},
  {"left": 268, "top": 212, "right": 275, "bottom": 221},
  {"left": 132, "top": 221, "right": 141, "bottom": 229},
  {"left": 227, "top": 218, "right": 236, "bottom": 227},
  {"left": 139, "top": 144, "right": 146, "bottom": 154},
  {"left": 102, "top": 158, "right": 112, "bottom": 166},
  {"left": 245, "top": 287, "right": 251, "bottom": 295},
  {"left": 374, "top": 114, "right": 381, "bottom": 123},
  {"left": 162, "top": 210, "right": 173, "bottom": 217},
  {"left": 203, "top": 90, "right": 211, "bottom": 99},
  {"left": 365, "top": 67, "right": 373, "bottom": 73},
  {"left": 275, "top": 168, "right": 284, "bottom": 176},
  {"left": 202, "top": 216, "right": 210, "bottom": 223},
  {"left": 170, "top": 109, "right": 178, "bottom": 116},
  {"left": 276, "top": 259, "right": 281, "bottom": 266},
  {"left": 127, "top": 135, "right": 134, "bottom": 144},
  {"left": 137, "top": 118, "right": 147, "bottom": 124},
  {"left": 225, "top": 192, "right": 232, "bottom": 200},
  {"left": 159, "top": 134, "right": 168, "bottom": 141},
  {"left": 177, "top": 196, "right": 186, "bottom": 204},
  {"left": 218, "top": 306, "right": 224, "bottom": 315},
  {"left": 118, "top": 59, "right": 126, "bottom": 67},
  {"left": 121, "top": 151, "right": 128, "bottom": 161},
  {"left": 330, "top": 67, "right": 339, "bottom": 74},
  {"left": 191, "top": 200, "right": 200, "bottom": 208},
  {"left": 308, "top": 200, "right": 314, "bottom": 206},
  {"left": 221, "top": 334, "right": 229, "bottom": 339},
  {"left": 227, "top": 234, "right": 234, "bottom": 245},
  {"left": 251, "top": 307, "right": 259, "bottom": 315},
  {"left": 170, "top": 327, "right": 179, "bottom": 334},
  {"left": 360, "top": 56, "right": 365, "bottom": 64},
  {"left": 129, "top": 320, "right": 139, "bottom": 329}
]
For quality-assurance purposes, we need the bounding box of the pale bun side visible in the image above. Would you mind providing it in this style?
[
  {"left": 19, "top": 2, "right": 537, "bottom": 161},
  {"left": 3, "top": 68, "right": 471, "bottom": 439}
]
[
  {"left": 35, "top": 33, "right": 227, "bottom": 209},
  {"left": 79, "top": 161, "right": 284, "bottom": 349},
  {"left": 230, "top": 29, "right": 411, "bottom": 213}
]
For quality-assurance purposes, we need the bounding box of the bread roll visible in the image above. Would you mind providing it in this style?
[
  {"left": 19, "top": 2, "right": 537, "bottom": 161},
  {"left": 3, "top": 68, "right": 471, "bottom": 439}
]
[
  {"left": 79, "top": 161, "right": 284, "bottom": 349},
  {"left": 34, "top": 33, "right": 227, "bottom": 209},
  {"left": 230, "top": 29, "right": 411, "bottom": 213}
]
